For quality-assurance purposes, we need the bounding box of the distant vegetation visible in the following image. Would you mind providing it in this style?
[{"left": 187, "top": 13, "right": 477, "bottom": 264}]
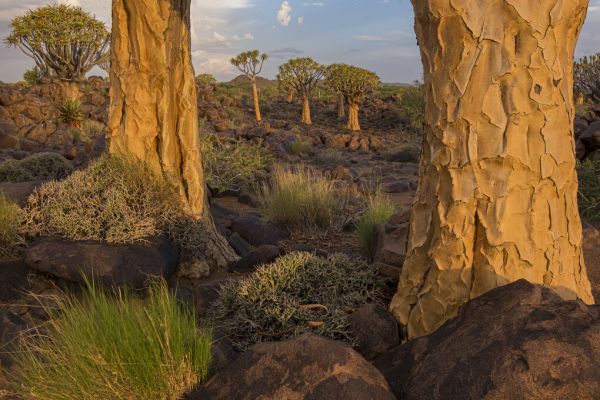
[
  {"left": 0, "top": 152, "right": 74, "bottom": 183},
  {"left": 5, "top": 4, "right": 109, "bottom": 83},
  {"left": 12, "top": 280, "right": 212, "bottom": 400},
  {"left": 230, "top": 50, "right": 268, "bottom": 122},
  {"left": 277, "top": 57, "right": 325, "bottom": 125},
  {"left": 395, "top": 84, "right": 425, "bottom": 130},
  {"left": 578, "top": 159, "right": 600, "bottom": 222},
  {"left": 575, "top": 53, "right": 600, "bottom": 103}
]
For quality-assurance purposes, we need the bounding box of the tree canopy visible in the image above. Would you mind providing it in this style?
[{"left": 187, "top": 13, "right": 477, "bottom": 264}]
[
  {"left": 326, "top": 64, "right": 380, "bottom": 105},
  {"left": 231, "top": 50, "right": 268, "bottom": 81},
  {"left": 277, "top": 57, "right": 325, "bottom": 98},
  {"left": 5, "top": 4, "right": 110, "bottom": 82}
]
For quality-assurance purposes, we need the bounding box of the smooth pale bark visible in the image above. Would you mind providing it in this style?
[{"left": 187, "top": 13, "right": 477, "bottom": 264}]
[
  {"left": 251, "top": 79, "right": 262, "bottom": 122},
  {"left": 347, "top": 103, "right": 360, "bottom": 131},
  {"left": 337, "top": 93, "right": 346, "bottom": 120},
  {"left": 391, "top": 0, "right": 594, "bottom": 339},
  {"left": 108, "top": 0, "right": 237, "bottom": 275},
  {"left": 302, "top": 96, "right": 312, "bottom": 125}
]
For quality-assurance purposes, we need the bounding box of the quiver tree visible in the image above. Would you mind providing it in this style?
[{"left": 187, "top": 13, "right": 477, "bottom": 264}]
[
  {"left": 108, "top": 0, "right": 237, "bottom": 276},
  {"left": 231, "top": 50, "right": 268, "bottom": 122},
  {"left": 326, "top": 64, "right": 379, "bottom": 131},
  {"left": 277, "top": 57, "right": 325, "bottom": 125},
  {"left": 391, "top": 0, "right": 595, "bottom": 339},
  {"left": 574, "top": 53, "right": 600, "bottom": 103},
  {"left": 5, "top": 4, "right": 109, "bottom": 99},
  {"left": 326, "top": 64, "right": 347, "bottom": 120}
]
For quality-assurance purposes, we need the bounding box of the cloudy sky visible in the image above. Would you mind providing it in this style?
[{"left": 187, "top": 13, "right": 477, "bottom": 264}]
[{"left": 1, "top": 0, "right": 600, "bottom": 83}]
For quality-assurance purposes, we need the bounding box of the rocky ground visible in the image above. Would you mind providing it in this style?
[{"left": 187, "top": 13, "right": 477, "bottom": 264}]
[{"left": 1, "top": 77, "right": 600, "bottom": 399}]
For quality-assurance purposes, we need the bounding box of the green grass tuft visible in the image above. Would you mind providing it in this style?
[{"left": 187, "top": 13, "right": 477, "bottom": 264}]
[
  {"left": 261, "top": 165, "right": 343, "bottom": 231},
  {"left": 211, "top": 252, "right": 385, "bottom": 351},
  {"left": 355, "top": 191, "right": 396, "bottom": 258},
  {"left": 10, "top": 280, "right": 212, "bottom": 400},
  {"left": 288, "top": 139, "right": 312, "bottom": 156},
  {"left": 578, "top": 159, "right": 600, "bottom": 222},
  {"left": 0, "top": 193, "right": 24, "bottom": 256}
]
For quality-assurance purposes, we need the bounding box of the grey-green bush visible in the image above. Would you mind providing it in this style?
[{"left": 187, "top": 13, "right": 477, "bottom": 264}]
[
  {"left": 0, "top": 153, "right": 73, "bottom": 183},
  {"left": 211, "top": 252, "right": 385, "bottom": 351}
]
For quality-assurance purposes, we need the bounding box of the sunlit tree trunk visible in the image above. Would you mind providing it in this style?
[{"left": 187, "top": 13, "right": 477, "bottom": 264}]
[
  {"left": 302, "top": 95, "right": 312, "bottom": 125},
  {"left": 337, "top": 93, "right": 346, "bottom": 120},
  {"left": 251, "top": 78, "right": 262, "bottom": 122},
  {"left": 391, "top": 0, "right": 594, "bottom": 339},
  {"left": 108, "top": 0, "right": 236, "bottom": 275},
  {"left": 347, "top": 102, "right": 360, "bottom": 131},
  {"left": 287, "top": 89, "right": 294, "bottom": 103},
  {"left": 59, "top": 81, "right": 81, "bottom": 101}
]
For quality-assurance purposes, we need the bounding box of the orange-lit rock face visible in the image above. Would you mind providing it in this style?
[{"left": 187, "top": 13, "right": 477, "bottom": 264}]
[{"left": 391, "top": 0, "right": 594, "bottom": 338}]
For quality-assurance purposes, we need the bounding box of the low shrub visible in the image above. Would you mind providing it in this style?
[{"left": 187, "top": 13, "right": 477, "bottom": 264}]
[
  {"left": 0, "top": 152, "right": 74, "bottom": 183},
  {"left": 23, "top": 155, "right": 179, "bottom": 243},
  {"left": 288, "top": 139, "right": 312, "bottom": 156},
  {"left": 23, "top": 67, "right": 44, "bottom": 85},
  {"left": 578, "top": 159, "right": 600, "bottom": 221},
  {"left": 58, "top": 99, "right": 83, "bottom": 125},
  {"left": 356, "top": 191, "right": 395, "bottom": 258},
  {"left": 211, "top": 252, "right": 385, "bottom": 351},
  {"left": 261, "top": 165, "right": 343, "bottom": 230},
  {"left": 11, "top": 280, "right": 212, "bottom": 400},
  {"left": 201, "top": 131, "right": 272, "bottom": 194}
]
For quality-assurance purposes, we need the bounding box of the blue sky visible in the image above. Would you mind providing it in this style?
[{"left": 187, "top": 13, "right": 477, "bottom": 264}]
[{"left": 0, "top": 0, "right": 599, "bottom": 83}]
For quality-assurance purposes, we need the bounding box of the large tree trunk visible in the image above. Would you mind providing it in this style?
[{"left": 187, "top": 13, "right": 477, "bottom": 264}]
[
  {"left": 391, "top": 0, "right": 594, "bottom": 339},
  {"left": 252, "top": 79, "right": 262, "bottom": 122},
  {"left": 108, "top": 0, "right": 237, "bottom": 275},
  {"left": 301, "top": 95, "right": 312, "bottom": 125},
  {"left": 347, "top": 103, "right": 360, "bottom": 131},
  {"left": 59, "top": 80, "right": 81, "bottom": 102},
  {"left": 337, "top": 93, "right": 346, "bottom": 120}
]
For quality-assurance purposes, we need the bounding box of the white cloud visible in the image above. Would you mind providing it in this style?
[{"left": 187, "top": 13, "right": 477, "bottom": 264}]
[
  {"left": 243, "top": 32, "right": 255, "bottom": 40},
  {"left": 277, "top": 1, "right": 292, "bottom": 27},
  {"left": 212, "top": 31, "right": 226, "bottom": 42},
  {"left": 302, "top": 2, "right": 324, "bottom": 6},
  {"left": 193, "top": 0, "right": 254, "bottom": 10},
  {"left": 297, "top": 16, "right": 304, "bottom": 26}
]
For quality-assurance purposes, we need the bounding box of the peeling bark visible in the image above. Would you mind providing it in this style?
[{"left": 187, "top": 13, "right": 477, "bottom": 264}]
[
  {"left": 302, "top": 95, "right": 312, "bottom": 125},
  {"left": 108, "top": 0, "right": 237, "bottom": 274},
  {"left": 391, "top": 0, "right": 594, "bottom": 339},
  {"left": 251, "top": 78, "right": 262, "bottom": 122},
  {"left": 347, "top": 103, "right": 360, "bottom": 131}
]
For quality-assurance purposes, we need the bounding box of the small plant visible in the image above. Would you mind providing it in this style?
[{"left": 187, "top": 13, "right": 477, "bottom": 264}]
[
  {"left": 11, "top": 280, "right": 212, "bottom": 400},
  {"left": 288, "top": 139, "right": 312, "bottom": 156},
  {"left": 356, "top": 190, "right": 396, "bottom": 258},
  {"left": 0, "top": 152, "right": 73, "bottom": 183},
  {"left": 261, "top": 165, "right": 342, "bottom": 230},
  {"left": 211, "top": 252, "right": 385, "bottom": 351},
  {"left": 578, "top": 159, "right": 600, "bottom": 222},
  {"left": 59, "top": 99, "right": 84, "bottom": 125},
  {"left": 201, "top": 131, "right": 272, "bottom": 194},
  {"left": 81, "top": 120, "right": 105, "bottom": 138}
]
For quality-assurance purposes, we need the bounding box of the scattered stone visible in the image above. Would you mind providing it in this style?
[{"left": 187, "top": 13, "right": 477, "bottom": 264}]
[
  {"left": 0, "top": 132, "right": 17, "bottom": 150},
  {"left": 386, "top": 149, "right": 419, "bottom": 163},
  {"left": 325, "top": 133, "right": 351, "bottom": 149},
  {"left": 383, "top": 180, "right": 416, "bottom": 193},
  {"left": 331, "top": 165, "right": 357, "bottom": 181},
  {"left": 0, "top": 260, "right": 29, "bottom": 303},
  {"left": 0, "top": 181, "right": 42, "bottom": 207},
  {"left": 178, "top": 278, "right": 231, "bottom": 318},
  {"left": 373, "top": 223, "right": 409, "bottom": 267},
  {"left": 230, "top": 245, "right": 281, "bottom": 273},
  {"left": 25, "top": 237, "right": 177, "bottom": 289},
  {"left": 228, "top": 232, "right": 253, "bottom": 257},
  {"left": 231, "top": 214, "right": 289, "bottom": 247},
  {"left": 189, "top": 334, "right": 396, "bottom": 400},
  {"left": 580, "top": 120, "right": 600, "bottom": 152},
  {"left": 0, "top": 310, "right": 27, "bottom": 368},
  {"left": 374, "top": 280, "right": 600, "bottom": 400},
  {"left": 349, "top": 304, "right": 399, "bottom": 360}
]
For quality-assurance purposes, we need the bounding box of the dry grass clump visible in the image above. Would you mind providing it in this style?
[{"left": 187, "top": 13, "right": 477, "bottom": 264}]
[
  {"left": 0, "top": 193, "right": 25, "bottom": 256},
  {"left": 22, "top": 155, "right": 180, "bottom": 243},
  {"left": 356, "top": 190, "right": 396, "bottom": 257},
  {"left": 578, "top": 159, "right": 600, "bottom": 221},
  {"left": 201, "top": 131, "right": 272, "bottom": 194},
  {"left": 10, "top": 280, "right": 212, "bottom": 400},
  {"left": 0, "top": 152, "right": 74, "bottom": 183},
  {"left": 261, "top": 165, "right": 345, "bottom": 231},
  {"left": 211, "top": 252, "right": 385, "bottom": 351}
]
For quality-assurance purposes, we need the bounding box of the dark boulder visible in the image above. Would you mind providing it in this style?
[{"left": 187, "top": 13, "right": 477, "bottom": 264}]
[
  {"left": 579, "top": 120, "right": 600, "bottom": 152},
  {"left": 189, "top": 334, "right": 397, "bottom": 400},
  {"left": 230, "top": 245, "right": 281, "bottom": 273},
  {"left": 25, "top": 238, "right": 177, "bottom": 289},
  {"left": 231, "top": 214, "right": 289, "bottom": 247},
  {"left": 0, "top": 260, "right": 29, "bottom": 303},
  {"left": 349, "top": 304, "right": 399, "bottom": 360},
  {"left": 374, "top": 280, "right": 600, "bottom": 400}
]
